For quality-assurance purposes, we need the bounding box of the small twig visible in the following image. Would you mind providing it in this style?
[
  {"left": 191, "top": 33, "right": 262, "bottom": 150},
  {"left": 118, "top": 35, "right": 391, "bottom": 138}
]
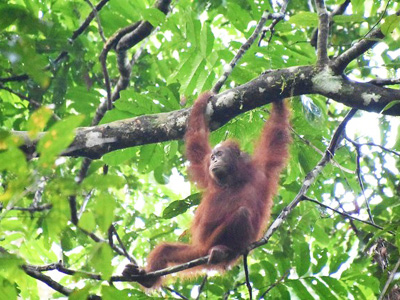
[
  {"left": 164, "top": 287, "right": 189, "bottom": 300},
  {"left": 364, "top": 142, "right": 400, "bottom": 157},
  {"left": 302, "top": 196, "right": 386, "bottom": 231},
  {"left": 77, "top": 190, "right": 93, "bottom": 219},
  {"left": 212, "top": 10, "right": 271, "bottom": 94},
  {"left": 108, "top": 224, "right": 137, "bottom": 264},
  {"left": 195, "top": 275, "right": 208, "bottom": 300},
  {"left": 0, "top": 84, "right": 60, "bottom": 120},
  {"left": 7, "top": 204, "right": 53, "bottom": 212},
  {"left": 259, "top": 269, "right": 290, "bottom": 299},
  {"left": 334, "top": 197, "right": 360, "bottom": 234},
  {"left": 84, "top": 0, "right": 106, "bottom": 42},
  {"left": 77, "top": 225, "right": 137, "bottom": 262},
  {"left": 363, "top": 0, "right": 392, "bottom": 40},
  {"left": 378, "top": 256, "right": 400, "bottom": 300},
  {"left": 258, "top": 0, "right": 289, "bottom": 45},
  {"left": 243, "top": 253, "right": 253, "bottom": 300},
  {"left": 344, "top": 135, "right": 375, "bottom": 223},
  {"left": 291, "top": 126, "right": 354, "bottom": 174}
]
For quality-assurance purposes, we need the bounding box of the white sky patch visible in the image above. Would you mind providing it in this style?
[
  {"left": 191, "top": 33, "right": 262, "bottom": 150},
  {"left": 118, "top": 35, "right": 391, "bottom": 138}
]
[
  {"left": 347, "top": 114, "right": 381, "bottom": 145},
  {"left": 166, "top": 168, "right": 191, "bottom": 198}
]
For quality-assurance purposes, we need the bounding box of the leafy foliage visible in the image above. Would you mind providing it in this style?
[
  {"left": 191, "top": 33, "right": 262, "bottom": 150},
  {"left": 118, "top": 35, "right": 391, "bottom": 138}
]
[{"left": 0, "top": 0, "right": 400, "bottom": 299}]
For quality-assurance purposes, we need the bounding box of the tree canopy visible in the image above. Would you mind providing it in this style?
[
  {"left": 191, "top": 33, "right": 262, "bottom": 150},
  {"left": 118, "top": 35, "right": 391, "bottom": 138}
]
[{"left": 1, "top": 0, "right": 400, "bottom": 299}]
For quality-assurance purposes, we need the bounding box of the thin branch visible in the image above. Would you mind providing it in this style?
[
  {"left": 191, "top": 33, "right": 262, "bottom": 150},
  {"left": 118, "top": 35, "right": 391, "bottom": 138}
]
[
  {"left": 195, "top": 275, "right": 208, "bottom": 300},
  {"left": 344, "top": 135, "right": 374, "bottom": 223},
  {"left": 363, "top": 0, "right": 392, "bottom": 41},
  {"left": 8, "top": 204, "right": 53, "bottom": 212},
  {"left": 77, "top": 225, "right": 137, "bottom": 262},
  {"left": 212, "top": 10, "right": 270, "bottom": 94},
  {"left": 0, "top": 84, "right": 40, "bottom": 107},
  {"left": 334, "top": 197, "right": 360, "bottom": 234},
  {"left": 22, "top": 265, "right": 73, "bottom": 296},
  {"left": 84, "top": 0, "right": 106, "bottom": 42},
  {"left": 378, "top": 257, "right": 400, "bottom": 300},
  {"left": 311, "top": 0, "right": 351, "bottom": 48},
  {"left": 164, "top": 287, "right": 189, "bottom": 300},
  {"left": 301, "top": 196, "right": 385, "bottom": 231},
  {"left": 243, "top": 253, "right": 253, "bottom": 300},
  {"left": 259, "top": 269, "right": 290, "bottom": 299},
  {"left": 291, "top": 126, "right": 354, "bottom": 174},
  {"left": 258, "top": 0, "right": 289, "bottom": 45},
  {"left": 314, "top": 0, "right": 330, "bottom": 66},
  {"left": 54, "top": 0, "right": 110, "bottom": 64},
  {"left": 364, "top": 142, "right": 400, "bottom": 157},
  {"left": 108, "top": 224, "right": 138, "bottom": 265},
  {"left": 0, "top": 74, "right": 29, "bottom": 83},
  {"left": 332, "top": 8, "right": 400, "bottom": 74}
]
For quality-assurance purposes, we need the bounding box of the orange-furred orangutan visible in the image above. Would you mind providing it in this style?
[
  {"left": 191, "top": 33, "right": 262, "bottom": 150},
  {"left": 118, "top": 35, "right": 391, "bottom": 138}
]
[{"left": 123, "top": 92, "right": 291, "bottom": 288}]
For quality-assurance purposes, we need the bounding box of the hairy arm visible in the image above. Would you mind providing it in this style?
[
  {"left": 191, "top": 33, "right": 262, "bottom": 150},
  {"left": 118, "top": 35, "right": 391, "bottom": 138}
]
[
  {"left": 185, "top": 92, "right": 214, "bottom": 188},
  {"left": 253, "top": 100, "right": 291, "bottom": 184}
]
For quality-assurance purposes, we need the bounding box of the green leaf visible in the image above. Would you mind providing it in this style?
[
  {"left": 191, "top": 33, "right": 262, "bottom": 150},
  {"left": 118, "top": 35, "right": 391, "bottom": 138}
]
[
  {"left": 289, "top": 12, "right": 318, "bottom": 27},
  {"left": 0, "top": 278, "right": 18, "bottom": 300},
  {"left": 332, "top": 15, "right": 365, "bottom": 23},
  {"left": 380, "top": 100, "right": 400, "bottom": 113},
  {"left": 27, "top": 107, "right": 53, "bottom": 139},
  {"left": 102, "top": 147, "right": 138, "bottom": 166},
  {"left": 94, "top": 194, "right": 116, "bottom": 234},
  {"left": 381, "top": 14, "right": 400, "bottom": 36},
  {"left": 37, "top": 115, "right": 84, "bottom": 169},
  {"left": 200, "top": 23, "right": 214, "bottom": 57},
  {"left": 307, "top": 277, "right": 336, "bottom": 299},
  {"left": 286, "top": 280, "right": 314, "bottom": 299},
  {"left": 90, "top": 243, "right": 114, "bottom": 279},
  {"left": 162, "top": 193, "right": 201, "bottom": 218},
  {"left": 79, "top": 211, "right": 96, "bottom": 232},
  {"left": 141, "top": 8, "right": 166, "bottom": 27},
  {"left": 293, "top": 240, "right": 310, "bottom": 277}
]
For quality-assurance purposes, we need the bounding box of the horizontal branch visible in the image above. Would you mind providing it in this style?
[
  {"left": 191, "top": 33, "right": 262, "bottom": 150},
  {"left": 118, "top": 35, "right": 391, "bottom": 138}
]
[{"left": 12, "top": 65, "right": 400, "bottom": 159}]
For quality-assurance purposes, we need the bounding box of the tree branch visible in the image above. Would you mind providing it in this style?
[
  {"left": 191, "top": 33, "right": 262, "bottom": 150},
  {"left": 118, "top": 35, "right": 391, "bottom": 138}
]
[
  {"left": 212, "top": 9, "right": 271, "bottom": 94},
  {"left": 331, "top": 9, "right": 400, "bottom": 74},
  {"left": 315, "top": 0, "right": 330, "bottom": 66},
  {"left": 22, "top": 265, "right": 73, "bottom": 296},
  {"left": 378, "top": 257, "right": 400, "bottom": 300},
  {"left": 301, "top": 196, "right": 384, "bottom": 231},
  {"left": 13, "top": 65, "right": 400, "bottom": 159}
]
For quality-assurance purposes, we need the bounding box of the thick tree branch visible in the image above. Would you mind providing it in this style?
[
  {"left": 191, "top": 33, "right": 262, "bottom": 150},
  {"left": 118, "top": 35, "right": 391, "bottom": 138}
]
[{"left": 13, "top": 65, "right": 400, "bottom": 159}]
